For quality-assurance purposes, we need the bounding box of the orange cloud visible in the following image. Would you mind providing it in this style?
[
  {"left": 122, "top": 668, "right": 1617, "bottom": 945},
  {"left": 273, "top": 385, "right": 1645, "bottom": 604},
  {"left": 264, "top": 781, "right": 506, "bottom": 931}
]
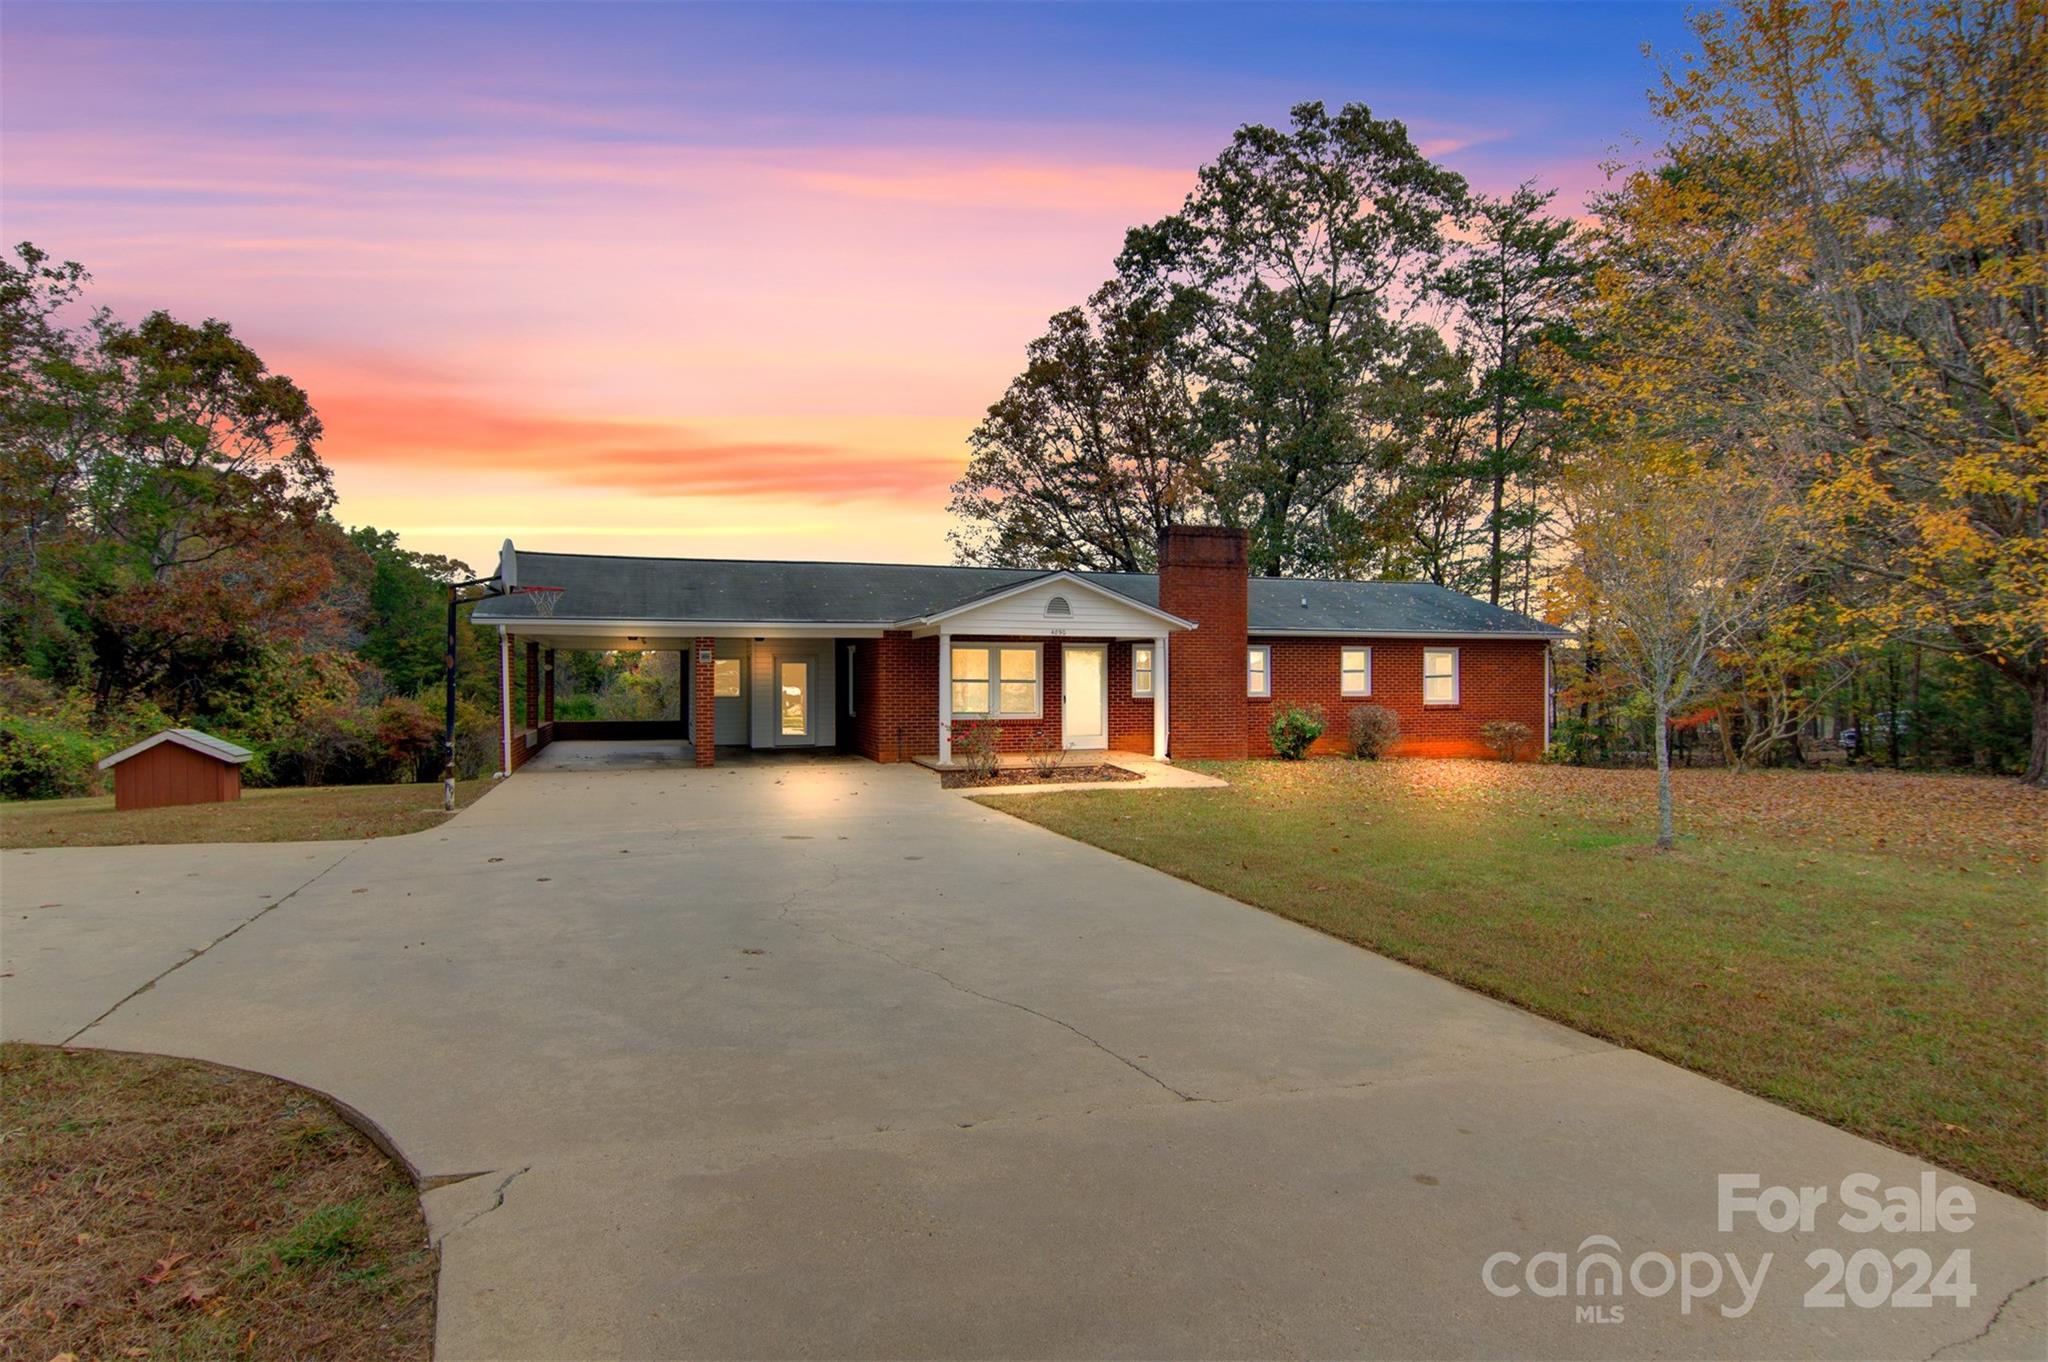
[{"left": 314, "top": 383, "right": 960, "bottom": 502}]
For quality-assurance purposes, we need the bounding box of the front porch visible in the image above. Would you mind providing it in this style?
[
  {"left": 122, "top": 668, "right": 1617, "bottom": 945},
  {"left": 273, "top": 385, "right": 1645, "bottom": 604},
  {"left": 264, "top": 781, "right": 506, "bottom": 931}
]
[{"left": 912, "top": 574, "right": 1194, "bottom": 767}]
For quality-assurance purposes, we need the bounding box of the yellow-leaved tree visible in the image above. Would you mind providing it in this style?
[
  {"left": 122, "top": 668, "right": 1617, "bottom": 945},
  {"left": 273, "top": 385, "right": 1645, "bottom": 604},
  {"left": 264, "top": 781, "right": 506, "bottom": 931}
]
[
  {"left": 1572, "top": 0, "right": 2047, "bottom": 783},
  {"left": 1558, "top": 445, "right": 1806, "bottom": 847}
]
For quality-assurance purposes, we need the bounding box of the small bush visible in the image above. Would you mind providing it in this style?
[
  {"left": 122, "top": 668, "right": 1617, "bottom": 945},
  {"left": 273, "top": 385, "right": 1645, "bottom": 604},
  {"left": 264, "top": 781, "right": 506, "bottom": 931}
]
[
  {"left": 553, "top": 694, "right": 598, "bottom": 721},
  {"left": 373, "top": 697, "right": 441, "bottom": 780},
  {"left": 1546, "top": 714, "right": 1599, "bottom": 765},
  {"left": 0, "top": 716, "right": 99, "bottom": 800},
  {"left": 1267, "top": 702, "right": 1326, "bottom": 760},
  {"left": 1024, "top": 725, "right": 1067, "bottom": 779},
  {"left": 1346, "top": 704, "right": 1400, "bottom": 760},
  {"left": 950, "top": 719, "right": 1000, "bottom": 782},
  {"left": 0, "top": 669, "right": 176, "bottom": 800},
  {"left": 1481, "top": 719, "right": 1534, "bottom": 761}
]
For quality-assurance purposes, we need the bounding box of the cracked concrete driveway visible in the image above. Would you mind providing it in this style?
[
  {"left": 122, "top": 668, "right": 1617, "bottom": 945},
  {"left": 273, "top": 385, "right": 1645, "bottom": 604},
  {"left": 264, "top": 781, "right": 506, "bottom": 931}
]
[{"left": 4, "top": 756, "right": 2043, "bottom": 1360}]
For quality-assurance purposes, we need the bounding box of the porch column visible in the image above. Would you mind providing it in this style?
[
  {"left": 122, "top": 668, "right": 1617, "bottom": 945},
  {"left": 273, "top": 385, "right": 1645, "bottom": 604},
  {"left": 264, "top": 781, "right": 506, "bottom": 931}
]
[
  {"left": 544, "top": 648, "right": 556, "bottom": 724},
  {"left": 692, "top": 638, "right": 716, "bottom": 767},
  {"left": 937, "top": 629, "right": 952, "bottom": 765},
  {"left": 524, "top": 640, "right": 541, "bottom": 730},
  {"left": 498, "top": 629, "right": 512, "bottom": 775},
  {"left": 1153, "top": 633, "right": 1170, "bottom": 759}
]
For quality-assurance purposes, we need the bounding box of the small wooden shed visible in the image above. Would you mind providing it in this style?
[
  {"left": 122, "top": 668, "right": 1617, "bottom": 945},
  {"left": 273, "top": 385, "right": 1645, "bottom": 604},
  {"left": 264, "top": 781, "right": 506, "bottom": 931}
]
[{"left": 98, "top": 728, "right": 253, "bottom": 812}]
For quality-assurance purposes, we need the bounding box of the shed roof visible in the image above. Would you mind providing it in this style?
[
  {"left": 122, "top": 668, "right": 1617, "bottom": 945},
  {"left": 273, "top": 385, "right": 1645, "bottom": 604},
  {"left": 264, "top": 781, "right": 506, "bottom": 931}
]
[
  {"left": 98, "top": 728, "right": 254, "bottom": 771},
  {"left": 471, "top": 549, "right": 1565, "bottom": 638}
]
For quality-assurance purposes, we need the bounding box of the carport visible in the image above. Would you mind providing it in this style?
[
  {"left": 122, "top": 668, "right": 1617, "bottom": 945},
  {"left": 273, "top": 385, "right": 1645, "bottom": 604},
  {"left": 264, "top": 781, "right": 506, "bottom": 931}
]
[{"left": 487, "top": 624, "right": 699, "bottom": 775}]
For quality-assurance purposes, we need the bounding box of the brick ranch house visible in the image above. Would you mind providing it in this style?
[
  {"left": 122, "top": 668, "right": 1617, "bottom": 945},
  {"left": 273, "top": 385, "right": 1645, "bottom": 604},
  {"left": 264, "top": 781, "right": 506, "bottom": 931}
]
[{"left": 472, "top": 526, "right": 1563, "bottom": 772}]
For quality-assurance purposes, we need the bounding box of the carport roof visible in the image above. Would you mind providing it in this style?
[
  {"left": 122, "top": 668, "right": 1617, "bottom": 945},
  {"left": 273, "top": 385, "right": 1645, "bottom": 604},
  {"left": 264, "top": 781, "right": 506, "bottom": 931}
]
[{"left": 471, "top": 549, "right": 1565, "bottom": 637}]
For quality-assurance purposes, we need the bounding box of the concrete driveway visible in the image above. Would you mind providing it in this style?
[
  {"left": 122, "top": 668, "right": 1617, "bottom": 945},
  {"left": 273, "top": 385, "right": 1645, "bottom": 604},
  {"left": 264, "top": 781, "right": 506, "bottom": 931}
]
[{"left": 4, "top": 758, "right": 2042, "bottom": 1360}]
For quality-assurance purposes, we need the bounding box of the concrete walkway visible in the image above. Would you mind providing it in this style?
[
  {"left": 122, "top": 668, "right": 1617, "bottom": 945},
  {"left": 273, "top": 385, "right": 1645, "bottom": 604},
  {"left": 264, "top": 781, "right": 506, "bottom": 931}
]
[{"left": 3, "top": 761, "right": 2042, "bottom": 1360}]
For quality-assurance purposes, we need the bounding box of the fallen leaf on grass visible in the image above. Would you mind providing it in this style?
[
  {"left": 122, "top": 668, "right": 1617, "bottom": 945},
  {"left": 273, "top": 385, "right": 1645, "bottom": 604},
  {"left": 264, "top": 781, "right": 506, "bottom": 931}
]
[{"left": 139, "top": 1252, "right": 188, "bottom": 1285}]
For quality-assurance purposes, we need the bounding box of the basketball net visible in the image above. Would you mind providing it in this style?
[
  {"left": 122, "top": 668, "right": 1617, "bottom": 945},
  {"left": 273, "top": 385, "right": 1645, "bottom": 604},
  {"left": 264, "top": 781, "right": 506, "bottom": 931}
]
[{"left": 514, "top": 585, "right": 564, "bottom": 617}]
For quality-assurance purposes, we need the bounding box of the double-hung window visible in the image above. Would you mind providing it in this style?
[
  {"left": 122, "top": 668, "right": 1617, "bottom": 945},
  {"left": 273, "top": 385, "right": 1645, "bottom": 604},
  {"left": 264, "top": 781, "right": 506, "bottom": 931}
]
[
  {"left": 1247, "top": 645, "right": 1272, "bottom": 698},
  {"left": 713, "top": 658, "right": 741, "bottom": 698},
  {"left": 1340, "top": 646, "right": 1371, "bottom": 697},
  {"left": 1423, "top": 647, "right": 1459, "bottom": 705},
  {"left": 1132, "top": 645, "right": 1155, "bottom": 697},
  {"left": 949, "top": 643, "right": 1042, "bottom": 718}
]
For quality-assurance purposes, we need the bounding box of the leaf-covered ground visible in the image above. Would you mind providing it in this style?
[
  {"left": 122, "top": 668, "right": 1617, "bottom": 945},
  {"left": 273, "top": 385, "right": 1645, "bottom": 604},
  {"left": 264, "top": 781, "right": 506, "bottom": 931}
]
[
  {"left": 980, "top": 760, "right": 2047, "bottom": 1204},
  {"left": 0, "top": 1044, "right": 434, "bottom": 1360},
  {"left": 0, "top": 780, "right": 493, "bottom": 849}
]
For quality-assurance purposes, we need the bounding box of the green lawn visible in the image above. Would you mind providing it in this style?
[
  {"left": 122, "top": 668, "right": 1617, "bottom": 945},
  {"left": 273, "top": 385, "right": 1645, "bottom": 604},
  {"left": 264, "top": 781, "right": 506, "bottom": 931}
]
[
  {"left": 980, "top": 760, "right": 2048, "bottom": 1205},
  {"left": 0, "top": 780, "right": 493, "bottom": 849}
]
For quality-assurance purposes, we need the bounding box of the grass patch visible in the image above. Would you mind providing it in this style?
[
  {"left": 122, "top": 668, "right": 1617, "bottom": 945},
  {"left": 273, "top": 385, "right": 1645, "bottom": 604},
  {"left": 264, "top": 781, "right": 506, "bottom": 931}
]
[
  {"left": 0, "top": 1043, "right": 432, "bottom": 1360},
  {"left": 0, "top": 780, "right": 493, "bottom": 849},
  {"left": 980, "top": 760, "right": 2048, "bottom": 1205}
]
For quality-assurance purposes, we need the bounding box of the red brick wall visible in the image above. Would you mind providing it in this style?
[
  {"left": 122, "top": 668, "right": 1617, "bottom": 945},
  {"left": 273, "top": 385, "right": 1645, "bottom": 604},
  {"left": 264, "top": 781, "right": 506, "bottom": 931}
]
[
  {"left": 692, "top": 637, "right": 716, "bottom": 766},
  {"left": 853, "top": 635, "right": 1155, "bottom": 760},
  {"left": 1247, "top": 636, "right": 1550, "bottom": 759},
  {"left": 1157, "top": 526, "right": 1250, "bottom": 759},
  {"left": 1107, "top": 642, "right": 1156, "bottom": 753},
  {"left": 851, "top": 631, "right": 938, "bottom": 762}
]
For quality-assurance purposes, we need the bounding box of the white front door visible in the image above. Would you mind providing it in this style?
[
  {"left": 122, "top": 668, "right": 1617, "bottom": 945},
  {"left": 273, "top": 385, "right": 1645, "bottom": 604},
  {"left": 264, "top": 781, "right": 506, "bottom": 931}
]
[{"left": 1062, "top": 644, "right": 1107, "bottom": 750}]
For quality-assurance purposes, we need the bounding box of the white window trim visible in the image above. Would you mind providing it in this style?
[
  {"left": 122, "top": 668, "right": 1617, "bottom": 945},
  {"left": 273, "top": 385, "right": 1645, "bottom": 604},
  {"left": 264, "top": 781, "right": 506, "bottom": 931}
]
[
  {"left": 948, "top": 641, "right": 1045, "bottom": 720},
  {"left": 1248, "top": 644, "right": 1272, "bottom": 699},
  {"left": 1423, "top": 646, "right": 1460, "bottom": 706},
  {"left": 1132, "top": 644, "right": 1155, "bottom": 698},
  {"left": 1340, "top": 645, "right": 1372, "bottom": 697}
]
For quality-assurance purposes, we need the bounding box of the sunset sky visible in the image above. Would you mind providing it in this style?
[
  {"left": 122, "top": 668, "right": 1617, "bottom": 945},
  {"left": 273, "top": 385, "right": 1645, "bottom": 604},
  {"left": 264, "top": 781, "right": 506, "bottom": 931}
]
[{"left": 1, "top": 2, "right": 1694, "bottom": 572}]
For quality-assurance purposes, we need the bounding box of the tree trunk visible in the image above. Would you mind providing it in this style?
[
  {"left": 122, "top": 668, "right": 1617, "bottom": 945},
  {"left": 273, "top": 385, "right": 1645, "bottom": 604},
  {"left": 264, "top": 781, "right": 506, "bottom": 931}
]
[
  {"left": 1654, "top": 696, "right": 1675, "bottom": 849},
  {"left": 1488, "top": 466, "right": 1505, "bottom": 606},
  {"left": 2028, "top": 674, "right": 2047, "bottom": 787}
]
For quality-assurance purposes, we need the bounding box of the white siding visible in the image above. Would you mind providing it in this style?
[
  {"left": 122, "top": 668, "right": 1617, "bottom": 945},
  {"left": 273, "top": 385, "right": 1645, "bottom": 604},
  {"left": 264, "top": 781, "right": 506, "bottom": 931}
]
[
  {"left": 712, "top": 638, "right": 751, "bottom": 745},
  {"left": 748, "top": 638, "right": 837, "bottom": 748},
  {"left": 941, "top": 579, "right": 1165, "bottom": 638}
]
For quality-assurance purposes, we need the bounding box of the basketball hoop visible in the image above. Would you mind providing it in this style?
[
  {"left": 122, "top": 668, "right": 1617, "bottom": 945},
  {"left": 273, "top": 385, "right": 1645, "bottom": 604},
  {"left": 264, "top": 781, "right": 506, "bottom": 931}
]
[{"left": 512, "top": 585, "right": 565, "bottom": 618}]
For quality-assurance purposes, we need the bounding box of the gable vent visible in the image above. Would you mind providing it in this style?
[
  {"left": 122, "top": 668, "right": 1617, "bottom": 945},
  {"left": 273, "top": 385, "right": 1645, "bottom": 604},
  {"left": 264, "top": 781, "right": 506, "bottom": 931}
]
[{"left": 1045, "top": 595, "right": 1073, "bottom": 617}]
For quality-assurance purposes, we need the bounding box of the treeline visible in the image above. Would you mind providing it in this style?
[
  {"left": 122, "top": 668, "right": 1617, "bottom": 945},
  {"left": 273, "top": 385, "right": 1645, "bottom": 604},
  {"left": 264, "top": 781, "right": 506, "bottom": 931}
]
[
  {"left": 950, "top": 0, "right": 2044, "bottom": 789},
  {"left": 0, "top": 248, "right": 502, "bottom": 799}
]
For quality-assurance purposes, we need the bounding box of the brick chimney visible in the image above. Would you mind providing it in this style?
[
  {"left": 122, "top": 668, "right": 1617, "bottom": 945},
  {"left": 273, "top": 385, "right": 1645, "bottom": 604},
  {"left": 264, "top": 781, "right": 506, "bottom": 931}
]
[{"left": 1157, "top": 524, "right": 1250, "bottom": 760}]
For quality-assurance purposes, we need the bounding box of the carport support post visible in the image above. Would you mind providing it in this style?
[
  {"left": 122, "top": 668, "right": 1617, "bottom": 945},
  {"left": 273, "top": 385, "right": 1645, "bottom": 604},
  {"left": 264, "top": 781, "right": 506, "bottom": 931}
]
[
  {"left": 524, "top": 641, "right": 541, "bottom": 731},
  {"left": 1153, "top": 633, "right": 1169, "bottom": 760},
  {"left": 937, "top": 628, "right": 952, "bottom": 766},
  {"left": 692, "top": 637, "right": 716, "bottom": 767},
  {"left": 544, "top": 648, "right": 555, "bottom": 724},
  {"left": 498, "top": 629, "right": 512, "bottom": 776}
]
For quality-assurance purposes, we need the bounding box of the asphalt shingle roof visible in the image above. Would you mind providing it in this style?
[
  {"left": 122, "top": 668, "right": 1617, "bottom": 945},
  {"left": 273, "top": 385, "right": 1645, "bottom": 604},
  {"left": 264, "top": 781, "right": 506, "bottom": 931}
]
[{"left": 471, "top": 551, "right": 1563, "bottom": 637}]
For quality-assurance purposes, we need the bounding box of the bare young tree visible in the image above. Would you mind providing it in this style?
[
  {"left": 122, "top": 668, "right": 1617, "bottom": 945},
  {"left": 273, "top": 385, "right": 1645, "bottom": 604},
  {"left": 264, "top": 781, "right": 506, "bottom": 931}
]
[{"left": 1561, "top": 449, "right": 1805, "bottom": 847}]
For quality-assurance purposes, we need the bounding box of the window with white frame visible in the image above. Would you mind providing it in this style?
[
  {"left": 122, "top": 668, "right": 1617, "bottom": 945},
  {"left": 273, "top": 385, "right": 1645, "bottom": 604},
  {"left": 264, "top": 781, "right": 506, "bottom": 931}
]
[
  {"left": 1132, "top": 644, "right": 1155, "bottom": 697},
  {"left": 949, "top": 643, "right": 1042, "bottom": 718},
  {"left": 713, "top": 658, "right": 741, "bottom": 698},
  {"left": 1248, "top": 645, "right": 1271, "bottom": 698},
  {"left": 1341, "top": 646, "right": 1371, "bottom": 696},
  {"left": 1423, "top": 647, "right": 1459, "bottom": 705}
]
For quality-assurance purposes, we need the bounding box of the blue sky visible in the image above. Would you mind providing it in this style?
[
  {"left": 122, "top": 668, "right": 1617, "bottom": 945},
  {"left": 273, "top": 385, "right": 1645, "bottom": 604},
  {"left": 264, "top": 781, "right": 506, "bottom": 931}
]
[{"left": 1, "top": 1, "right": 1700, "bottom": 566}]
